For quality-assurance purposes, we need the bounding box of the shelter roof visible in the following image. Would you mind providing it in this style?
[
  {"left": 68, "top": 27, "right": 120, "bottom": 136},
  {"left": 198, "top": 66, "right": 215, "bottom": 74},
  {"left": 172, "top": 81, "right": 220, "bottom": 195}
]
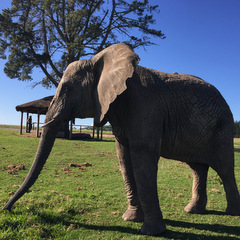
[{"left": 16, "top": 96, "right": 53, "bottom": 114}]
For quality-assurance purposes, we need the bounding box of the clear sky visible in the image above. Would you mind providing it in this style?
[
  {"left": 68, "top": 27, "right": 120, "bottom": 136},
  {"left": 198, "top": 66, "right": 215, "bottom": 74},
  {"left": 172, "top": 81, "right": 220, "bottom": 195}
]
[{"left": 0, "top": 0, "right": 239, "bottom": 127}]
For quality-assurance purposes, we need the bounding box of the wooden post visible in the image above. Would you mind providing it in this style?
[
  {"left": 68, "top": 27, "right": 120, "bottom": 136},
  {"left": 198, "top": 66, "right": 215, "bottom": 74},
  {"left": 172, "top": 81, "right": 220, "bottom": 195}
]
[
  {"left": 100, "top": 127, "right": 103, "bottom": 140},
  {"left": 69, "top": 120, "right": 73, "bottom": 140},
  {"left": 37, "top": 112, "right": 40, "bottom": 137},
  {"left": 26, "top": 112, "right": 29, "bottom": 133},
  {"left": 97, "top": 127, "right": 100, "bottom": 140},
  {"left": 20, "top": 112, "right": 23, "bottom": 135},
  {"left": 92, "top": 125, "right": 95, "bottom": 139}
]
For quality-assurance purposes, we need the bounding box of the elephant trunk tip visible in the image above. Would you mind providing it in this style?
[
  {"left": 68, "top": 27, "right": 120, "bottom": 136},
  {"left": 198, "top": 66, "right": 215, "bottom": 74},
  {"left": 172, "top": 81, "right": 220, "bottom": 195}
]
[{"left": 2, "top": 205, "right": 12, "bottom": 212}]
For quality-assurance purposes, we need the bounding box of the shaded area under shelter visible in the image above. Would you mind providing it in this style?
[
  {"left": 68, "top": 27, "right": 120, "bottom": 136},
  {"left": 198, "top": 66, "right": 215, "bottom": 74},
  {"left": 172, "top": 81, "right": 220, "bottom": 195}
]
[{"left": 16, "top": 96, "right": 103, "bottom": 139}]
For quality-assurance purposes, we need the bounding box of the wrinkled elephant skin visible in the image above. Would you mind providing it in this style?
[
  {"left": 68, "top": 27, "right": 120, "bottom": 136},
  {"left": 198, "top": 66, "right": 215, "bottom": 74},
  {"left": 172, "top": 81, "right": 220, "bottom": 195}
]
[{"left": 3, "top": 43, "right": 240, "bottom": 236}]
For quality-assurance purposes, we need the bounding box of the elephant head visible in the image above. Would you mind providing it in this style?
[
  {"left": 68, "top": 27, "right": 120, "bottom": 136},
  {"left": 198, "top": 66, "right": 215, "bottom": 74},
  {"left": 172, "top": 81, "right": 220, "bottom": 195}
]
[{"left": 3, "top": 43, "right": 139, "bottom": 210}]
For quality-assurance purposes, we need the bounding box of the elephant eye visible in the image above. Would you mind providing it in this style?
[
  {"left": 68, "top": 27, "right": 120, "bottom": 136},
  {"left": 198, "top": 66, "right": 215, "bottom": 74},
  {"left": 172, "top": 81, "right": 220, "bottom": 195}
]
[{"left": 62, "top": 82, "right": 72, "bottom": 93}]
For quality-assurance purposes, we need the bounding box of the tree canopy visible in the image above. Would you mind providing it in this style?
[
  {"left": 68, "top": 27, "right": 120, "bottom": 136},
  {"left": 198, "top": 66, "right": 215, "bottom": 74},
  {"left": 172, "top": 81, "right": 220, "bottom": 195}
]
[
  {"left": 0, "top": 0, "right": 165, "bottom": 88},
  {"left": 235, "top": 121, "right": 240, "bottom": 138}
]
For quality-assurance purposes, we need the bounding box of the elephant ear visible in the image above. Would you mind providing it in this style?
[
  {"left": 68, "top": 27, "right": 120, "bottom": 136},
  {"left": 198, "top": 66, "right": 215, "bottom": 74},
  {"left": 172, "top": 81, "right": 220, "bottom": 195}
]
[{"left": 91, "top": 43, "right": 140, "bottom": 125}]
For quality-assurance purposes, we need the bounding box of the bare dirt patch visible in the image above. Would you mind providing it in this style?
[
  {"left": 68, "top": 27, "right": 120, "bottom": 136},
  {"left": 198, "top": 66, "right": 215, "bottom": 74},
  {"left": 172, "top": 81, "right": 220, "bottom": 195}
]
[{"left": 7, "top": 164, "right": 26, "bottom": 175}]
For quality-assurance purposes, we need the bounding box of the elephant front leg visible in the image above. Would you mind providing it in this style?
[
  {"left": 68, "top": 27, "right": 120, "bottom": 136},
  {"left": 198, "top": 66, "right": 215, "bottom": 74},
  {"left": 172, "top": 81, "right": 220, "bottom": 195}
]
[
  {"left": 130, "top": 147, "right": 166, "bottom": 236},
  {"left": 115, "top": 139, "right": 144, "bottom": 222}
]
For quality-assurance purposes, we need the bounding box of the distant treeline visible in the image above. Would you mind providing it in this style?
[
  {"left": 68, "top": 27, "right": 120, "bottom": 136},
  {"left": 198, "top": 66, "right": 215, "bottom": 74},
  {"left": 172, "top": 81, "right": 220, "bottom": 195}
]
[
  {"left": 102, "top": 125, "right": 112, "bottom": 132},
  {"left": 85, "top": 124, "right": 112, "bottom": 132},
  {"left": 235, "top": 121, "right": 240, "bottom": 138}
]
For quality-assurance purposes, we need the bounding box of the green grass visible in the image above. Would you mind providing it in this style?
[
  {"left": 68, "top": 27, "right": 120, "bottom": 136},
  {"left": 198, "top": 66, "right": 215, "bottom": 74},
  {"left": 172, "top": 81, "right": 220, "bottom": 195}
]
[
  {"left": 0, "top": 124, "right": 21, "bottom": 129},
  {"left": 0, "top": 127, "right": 240, "bottom": 239}
]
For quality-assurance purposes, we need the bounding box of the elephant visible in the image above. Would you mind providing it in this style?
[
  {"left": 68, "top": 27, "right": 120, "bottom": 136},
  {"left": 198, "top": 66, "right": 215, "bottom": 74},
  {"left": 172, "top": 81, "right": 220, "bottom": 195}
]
[{"left": 3, "top": 43, "right": 240, "bottom": 236}]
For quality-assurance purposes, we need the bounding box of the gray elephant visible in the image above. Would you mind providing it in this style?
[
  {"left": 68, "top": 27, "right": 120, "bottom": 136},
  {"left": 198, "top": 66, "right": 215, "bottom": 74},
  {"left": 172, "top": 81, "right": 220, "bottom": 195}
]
[{"left": 3, "top": 43, "right": 240, "bottom": 236}]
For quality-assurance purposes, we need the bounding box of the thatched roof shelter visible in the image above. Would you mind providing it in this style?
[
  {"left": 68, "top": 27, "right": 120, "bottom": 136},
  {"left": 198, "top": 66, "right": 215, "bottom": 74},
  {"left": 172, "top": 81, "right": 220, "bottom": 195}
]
[
  {"left": 16, "top": 96, "right": 53, "bottom": 137},
  {"left": 16, "top": 96, "right": 53, "bottom": 114}
]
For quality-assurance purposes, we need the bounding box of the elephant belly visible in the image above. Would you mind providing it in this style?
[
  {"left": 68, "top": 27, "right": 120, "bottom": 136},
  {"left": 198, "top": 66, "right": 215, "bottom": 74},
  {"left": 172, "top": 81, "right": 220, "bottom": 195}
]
[{"left": 160, "top": 124, "right": 216, "bottom": 163}]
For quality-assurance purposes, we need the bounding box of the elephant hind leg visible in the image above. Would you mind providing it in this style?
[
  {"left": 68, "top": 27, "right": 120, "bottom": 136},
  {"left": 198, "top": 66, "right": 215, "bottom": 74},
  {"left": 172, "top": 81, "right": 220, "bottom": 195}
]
[
  {"left": 211, "top": 121, "right": 240, "bottom": 215},
  {"left": 223, "top": 176, "right": 240, "bottom": 216},
  {"left": 185, "top": 162, "right": 209, "bottom": 214},
  {"left": 211, "top": 161, "right": 240, "bottom": 216}
]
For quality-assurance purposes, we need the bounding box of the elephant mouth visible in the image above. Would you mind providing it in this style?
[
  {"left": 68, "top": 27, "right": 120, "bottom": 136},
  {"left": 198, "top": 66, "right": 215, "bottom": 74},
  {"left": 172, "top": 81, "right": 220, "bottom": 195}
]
[{"left": 43, "top": 98, "right": 73, "bottom": 127}]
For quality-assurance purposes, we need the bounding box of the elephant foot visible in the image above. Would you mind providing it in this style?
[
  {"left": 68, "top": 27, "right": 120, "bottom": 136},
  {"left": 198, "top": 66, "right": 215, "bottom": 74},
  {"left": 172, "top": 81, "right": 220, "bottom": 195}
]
[
  {"left": 122, "top": 206, "right": 144, "bottom": 222},
  {"left": 226, "top": 207, "right": 240, "bottom": 216},
  {"left": 184, "top": 199, "right": 207, "bottom": 214},
  {"left": 140, "top": 221, "right": 166, "bottom": 236},
  {"left": 226, "top": 200, "right": 240, "bottom": 216}
]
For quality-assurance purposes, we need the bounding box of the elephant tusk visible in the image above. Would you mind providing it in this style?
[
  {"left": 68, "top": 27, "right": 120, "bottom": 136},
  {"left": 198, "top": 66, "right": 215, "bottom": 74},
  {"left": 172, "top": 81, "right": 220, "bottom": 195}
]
[{"left": 42, "top": 119, "right": 56, "bottom": 128}]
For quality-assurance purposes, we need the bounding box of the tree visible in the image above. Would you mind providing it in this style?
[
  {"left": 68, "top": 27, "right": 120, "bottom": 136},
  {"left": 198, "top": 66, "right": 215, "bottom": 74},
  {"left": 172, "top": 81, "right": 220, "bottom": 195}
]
[
  {"left": 235, "top": 121, "right": 240, "bottom": 138},
  {"left": 0, "top": 0, "right": 165, "bottom": 88}
]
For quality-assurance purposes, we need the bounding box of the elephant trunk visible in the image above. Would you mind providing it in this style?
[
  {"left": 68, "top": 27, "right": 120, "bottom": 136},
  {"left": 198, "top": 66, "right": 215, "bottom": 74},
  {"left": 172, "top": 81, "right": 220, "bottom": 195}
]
[{"left": 2, "top": 123, "right": 60, "bottom": 211}]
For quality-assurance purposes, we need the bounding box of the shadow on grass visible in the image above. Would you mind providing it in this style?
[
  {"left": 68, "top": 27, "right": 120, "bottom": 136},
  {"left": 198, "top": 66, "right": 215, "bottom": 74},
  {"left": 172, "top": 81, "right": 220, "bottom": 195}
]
[
  {"left": 37, "top": 211, "right": 138, "bottom": 235},
  {"left": 234, "top": 147, "right": 240, "bottom": 153},
  {"left": 204, "top": 210, "right": 226, "bottom": 215},
  {"left": 35, "top": 210, "right": 240, "bottom": 239},
  {"left": 164, "top": 218, "right": 240, "bottom": 239}
]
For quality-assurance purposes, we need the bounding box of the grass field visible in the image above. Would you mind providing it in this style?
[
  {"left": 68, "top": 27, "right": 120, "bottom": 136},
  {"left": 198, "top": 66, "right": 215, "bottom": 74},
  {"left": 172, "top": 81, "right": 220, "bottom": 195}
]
[{"left": 0, "top": 127, "right": 239, "bottom": 239}]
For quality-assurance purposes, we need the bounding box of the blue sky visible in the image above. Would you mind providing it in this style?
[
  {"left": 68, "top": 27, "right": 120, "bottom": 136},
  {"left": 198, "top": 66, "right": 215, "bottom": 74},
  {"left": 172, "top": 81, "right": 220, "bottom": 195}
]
[{"left": 0, "top": 0, "right": 239, "bottom": 127}]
